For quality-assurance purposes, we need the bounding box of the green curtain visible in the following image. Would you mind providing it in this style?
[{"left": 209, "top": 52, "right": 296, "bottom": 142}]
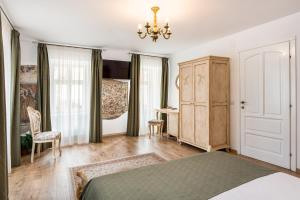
[
  {"left": 37, "top": 43, "right": 52, "bottom": 131},
  {"left": 89, "top": 49, "right": 103, "bottom": 143},
  {"left": 10, "top": 29, "right": 21, "bottom": 167},
  {"left": 161, "top": 58, "right": 169, "bottom": 132},
  {"left": 0, "top": 14, "right": 9, "bottom": 200},
  {"left": 37, "top": 44, "right": 52, "bottom": 150},
  {"left": 126, "top": 54, "right": 140, "bottom": 137}
]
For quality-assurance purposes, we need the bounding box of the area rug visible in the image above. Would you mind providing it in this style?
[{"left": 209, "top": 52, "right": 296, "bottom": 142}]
[{"left": 70, "top": 153, "right": 166, "bottom": 199}]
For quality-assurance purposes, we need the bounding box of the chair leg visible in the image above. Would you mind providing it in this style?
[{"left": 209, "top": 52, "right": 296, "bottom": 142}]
[
  {"left": 37, "top": 143, "right": 41, "bottom": 157},
  {"left": 58, "top": 135, "right": 62, "bottom": 156},
  {"left": 161, "top": 122, "right": 164, "bottom": 139},
  {"left": 31, "top": 142, "right": 35, "bottom": 163},
  {"left": 52, "top": 140, "right": 56, "bottom": 159},
  {"left": 159, "top": 125, "right": 163, "bottom": 139},
  {"left": 148, "top": 124, "right": 151, "bottom": 139},
  {"left": 152, "top": 125, "right": 155, "bottom": 136}
]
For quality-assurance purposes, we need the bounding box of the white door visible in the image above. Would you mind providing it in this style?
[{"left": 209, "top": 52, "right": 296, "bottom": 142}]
[{"left": 240, "top": 42, "right": 290, "bottom": 168}]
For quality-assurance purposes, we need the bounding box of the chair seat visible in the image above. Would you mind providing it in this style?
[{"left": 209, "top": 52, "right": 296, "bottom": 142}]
[
  {"left": 148, "top": 119, "right": 164, "bottom": 125},
  {"left": 34, "top": 131, "right": 61, "bottom": 141}
]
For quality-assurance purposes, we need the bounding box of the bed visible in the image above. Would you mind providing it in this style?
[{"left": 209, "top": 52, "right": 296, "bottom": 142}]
[{"left": 80, "top": 151, "right": 299, "bottom": 200}]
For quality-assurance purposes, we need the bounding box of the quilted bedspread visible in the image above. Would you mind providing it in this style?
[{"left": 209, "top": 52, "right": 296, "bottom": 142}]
[{"left": 80, "top": 151, "right": 273, "bottom": 200}]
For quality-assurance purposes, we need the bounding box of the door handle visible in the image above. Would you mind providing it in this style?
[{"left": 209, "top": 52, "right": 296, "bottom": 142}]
[
  {"left": 241, "top": 101, "right": 246, "bottom": 110},
  {"left": 241, "top": 101, "right": 247, "bottom": 105}
]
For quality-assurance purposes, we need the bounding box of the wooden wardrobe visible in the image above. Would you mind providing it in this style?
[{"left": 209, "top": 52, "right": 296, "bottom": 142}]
[{"left": 179, "top": 56, "right": 230, "bottom": 152}]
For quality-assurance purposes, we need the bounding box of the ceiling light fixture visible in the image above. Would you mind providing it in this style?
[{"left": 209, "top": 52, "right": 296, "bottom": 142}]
[{"left": 137, "top": 6, "right": 172, "bottom": 42}]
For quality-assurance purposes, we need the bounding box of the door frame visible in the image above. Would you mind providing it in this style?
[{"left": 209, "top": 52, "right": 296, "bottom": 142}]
[{"left": 238, "top": 39, "right": 297, "bottom": 171}]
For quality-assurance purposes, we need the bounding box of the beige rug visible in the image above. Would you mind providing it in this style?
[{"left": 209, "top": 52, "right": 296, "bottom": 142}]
[{"left": 70, "top": 153, "right": 166, "bottom": 199}]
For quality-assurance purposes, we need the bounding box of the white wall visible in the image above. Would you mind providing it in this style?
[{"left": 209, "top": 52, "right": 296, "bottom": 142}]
[
  {"left": 169, "top": 12, "right": 300, "bottom": 168},
  {"left": 20, "top": 39, "right": 131, "bottom": 135},
  {"left": 20, "top": 38, "right": 37, "bottom": 65}
]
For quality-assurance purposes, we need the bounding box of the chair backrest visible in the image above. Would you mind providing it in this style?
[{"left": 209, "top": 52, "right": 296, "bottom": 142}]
[{"left": 27, "top": 106, "right": 41, "bottom": 136}]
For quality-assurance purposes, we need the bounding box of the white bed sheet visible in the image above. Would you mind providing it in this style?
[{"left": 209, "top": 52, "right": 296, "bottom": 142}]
[{"left": 210, "top": 172, "right": 300, "bottom": 200}]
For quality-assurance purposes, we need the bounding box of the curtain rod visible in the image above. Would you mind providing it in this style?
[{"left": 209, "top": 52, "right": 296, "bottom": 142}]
[
  {"left": 129, "top": 52, "right": 169, "bottom": 59},
  {"left": 31, "top": 41, "right": 169, "bottom": 58},
  {"left": 32, "top": 40, "right": 103, "bottom": 51},
  {"left": 0, "top": 6, "right": 14, "bottom": 29}
]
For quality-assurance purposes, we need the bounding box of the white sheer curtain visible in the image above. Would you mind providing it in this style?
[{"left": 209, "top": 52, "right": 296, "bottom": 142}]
[
  {"left": 2, "top": 12, "right": 12, "bottom": 173},
  {"left": 139, "top": 55, "right": 162, "bottom": 135},
  {"left": 48, "top": 46, "right": 91, "bottom": 146}
]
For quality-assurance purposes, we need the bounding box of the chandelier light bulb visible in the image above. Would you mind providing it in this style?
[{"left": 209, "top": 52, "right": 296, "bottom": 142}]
[
  {"left": 138, "top": 24, "right": 142, "bottom": 30},
  {"left": 145, "top": 15, "right": 150, "bottom": 24}
]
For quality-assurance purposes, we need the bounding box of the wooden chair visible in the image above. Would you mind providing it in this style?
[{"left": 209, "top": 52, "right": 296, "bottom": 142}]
[
  {"left": 148, "top": 119, "right": 164, "bottom": 139},
  {"left": 27, "top": 106, "right": 62, "bottom": 163}
]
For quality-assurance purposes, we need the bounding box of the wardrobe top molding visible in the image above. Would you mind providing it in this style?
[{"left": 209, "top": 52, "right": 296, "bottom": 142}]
[{"left": 178, "top": 56, "right": 230, "bottom": 66}]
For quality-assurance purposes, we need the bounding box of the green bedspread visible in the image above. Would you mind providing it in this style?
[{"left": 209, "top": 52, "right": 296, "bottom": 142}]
[{"left": 80, "top": 151, "right": 274, "bottom": 200}]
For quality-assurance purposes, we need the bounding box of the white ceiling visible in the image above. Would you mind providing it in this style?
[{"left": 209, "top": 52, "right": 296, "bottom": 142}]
[{"left": 2, "top": 0, "right": 300, "bottom": 54}]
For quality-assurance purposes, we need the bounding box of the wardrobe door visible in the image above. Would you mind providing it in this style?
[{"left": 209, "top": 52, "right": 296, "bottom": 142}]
[
  {"left": 194, "top": 62, "right": 209, "bottom": 147},
  {"left": 180, "top": 103, "right": 194, "bottom": 143},
  {"left": 180, "top": 64, "right": 194, "bottom": 103},
  {"left": 194, "top": 61, "right": 209, "bottom": 103},
  {"left": 194, "top": 105, "right": 209, "bottom": 147},
  {"left": 180, "top": 64, "right": 194, "bottom": 143}
]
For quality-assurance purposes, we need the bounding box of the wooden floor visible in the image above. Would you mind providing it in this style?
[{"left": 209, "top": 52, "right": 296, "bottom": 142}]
[
  {"left": 9, "top": 135, "right": 203, "bottom": 200},
  {"left": 9, "top": 135, "right": 300, "bottom": 200}
]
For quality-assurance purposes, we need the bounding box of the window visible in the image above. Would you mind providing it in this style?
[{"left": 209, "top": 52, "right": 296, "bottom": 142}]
[
  {"left": 139, "top": 56, "right": 162, "bottom": 135},
  {"left": 48, "top": 46, "right": 91, "bottom": 145}
]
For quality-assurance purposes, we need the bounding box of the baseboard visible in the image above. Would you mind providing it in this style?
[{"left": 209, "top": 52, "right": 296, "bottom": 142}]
[
  {"left": 103, "top": 132, "right": 126, "bottom": 138},
  {"left": 297, "top": 168, "right": 300, "bottom": 174}
]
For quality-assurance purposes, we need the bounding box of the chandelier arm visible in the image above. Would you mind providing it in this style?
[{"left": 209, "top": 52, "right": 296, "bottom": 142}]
[
  {"left": 138, "top": 31, "right": 148, "bottom": 39},
  {"left": 162, "top": 24, "right": 169, "bottom": 34},
  {"left": 147, "top": 27, "right": 152, "bottom": 34},
  {"left": 162, "top": 33, "right": 171, "bottom": 39},
  {"left": 160, "top": 28, "right": 168, "bottom": 35}
]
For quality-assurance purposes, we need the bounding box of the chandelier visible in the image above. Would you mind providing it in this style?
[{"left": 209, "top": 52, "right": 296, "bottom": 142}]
[{"left": 137, "top": 6, "right": 172, "bottom": 42}]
